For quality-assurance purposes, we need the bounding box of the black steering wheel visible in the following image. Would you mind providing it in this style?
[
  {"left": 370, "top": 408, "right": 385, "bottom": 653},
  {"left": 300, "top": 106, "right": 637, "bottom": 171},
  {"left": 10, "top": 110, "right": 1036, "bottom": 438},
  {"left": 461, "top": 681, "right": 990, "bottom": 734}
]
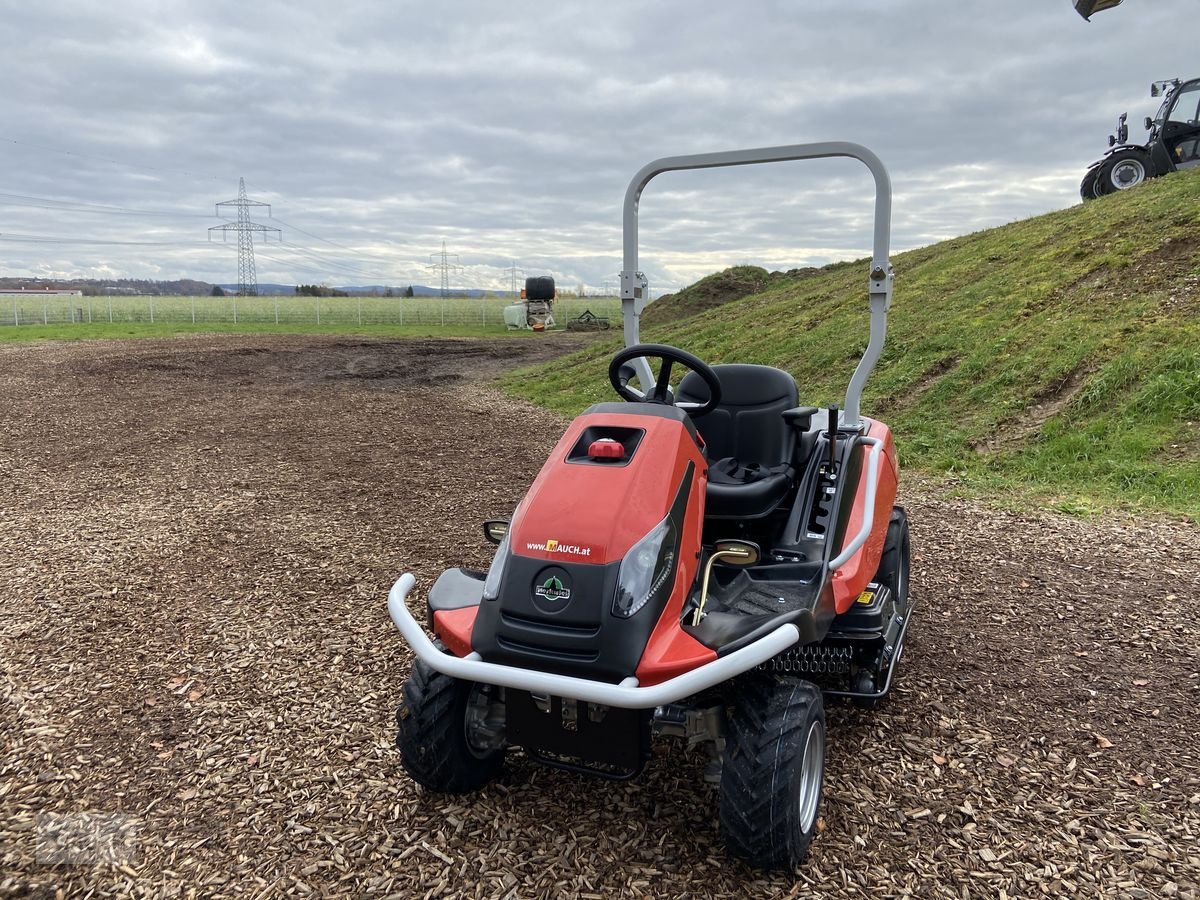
[{"left": 608, "top": 343, "right": 722, "bottom": 417}]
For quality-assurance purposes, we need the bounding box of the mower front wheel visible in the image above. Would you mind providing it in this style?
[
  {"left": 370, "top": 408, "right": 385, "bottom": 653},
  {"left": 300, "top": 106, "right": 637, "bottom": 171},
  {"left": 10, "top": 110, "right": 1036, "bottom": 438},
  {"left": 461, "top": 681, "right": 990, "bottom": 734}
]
[
  {"left": 396, "top": 655, "right": 505, "bottom": 793},
  {"left": 720, "top": 677, "right": 826, "bottom": 869}
]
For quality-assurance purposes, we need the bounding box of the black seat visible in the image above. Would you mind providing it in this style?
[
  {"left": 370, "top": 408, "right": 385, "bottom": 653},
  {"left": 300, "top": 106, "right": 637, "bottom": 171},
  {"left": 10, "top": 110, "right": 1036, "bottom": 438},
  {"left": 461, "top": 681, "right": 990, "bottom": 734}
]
[{"left": 677, "top": 364, "right": 798, "bottom": 519}]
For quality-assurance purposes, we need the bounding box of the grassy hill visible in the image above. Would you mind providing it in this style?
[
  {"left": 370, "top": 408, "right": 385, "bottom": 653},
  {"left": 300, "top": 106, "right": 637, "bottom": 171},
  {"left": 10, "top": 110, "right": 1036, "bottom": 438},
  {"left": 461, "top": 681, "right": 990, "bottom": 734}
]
[{"left": 501, "top": 169, "right": 1200, "bottom": 518}]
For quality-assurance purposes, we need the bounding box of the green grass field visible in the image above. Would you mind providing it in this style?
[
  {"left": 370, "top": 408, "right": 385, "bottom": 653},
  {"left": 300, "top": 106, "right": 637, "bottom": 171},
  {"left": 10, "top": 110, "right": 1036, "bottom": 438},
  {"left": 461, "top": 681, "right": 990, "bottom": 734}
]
[
  {"left": 500, "top": 170, "right": 1200, "bottom": 519},
  {"left": 0, "top": 294, "right": 622, "bottom": 343}
]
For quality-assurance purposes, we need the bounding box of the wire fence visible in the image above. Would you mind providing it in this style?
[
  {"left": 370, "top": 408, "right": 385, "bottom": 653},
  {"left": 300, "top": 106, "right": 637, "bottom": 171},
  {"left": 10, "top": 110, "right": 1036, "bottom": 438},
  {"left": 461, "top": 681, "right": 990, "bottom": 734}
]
[{"left": 0, "top": 294, "right": 624, "bottom": 330}]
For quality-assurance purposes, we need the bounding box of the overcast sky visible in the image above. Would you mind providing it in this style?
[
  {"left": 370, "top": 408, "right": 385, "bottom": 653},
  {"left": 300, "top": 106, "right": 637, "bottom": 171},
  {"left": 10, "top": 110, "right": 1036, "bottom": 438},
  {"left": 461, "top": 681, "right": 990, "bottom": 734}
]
[{"left": 0, "top": 0, "right": 1194, "bottom": 293}]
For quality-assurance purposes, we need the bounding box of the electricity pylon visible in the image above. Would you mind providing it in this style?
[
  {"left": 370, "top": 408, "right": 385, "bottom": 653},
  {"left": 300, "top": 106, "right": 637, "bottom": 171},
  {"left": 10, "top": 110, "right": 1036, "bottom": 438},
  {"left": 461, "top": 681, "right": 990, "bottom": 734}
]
[
  {"left": 208, "top": 178, "right": 281, "bottom": 296},
  {"left": 428, "top": 241, "right": 464, "bottom": 298},
  {"left": 508, "top": 261, "right": 523, "bottom": 297}
]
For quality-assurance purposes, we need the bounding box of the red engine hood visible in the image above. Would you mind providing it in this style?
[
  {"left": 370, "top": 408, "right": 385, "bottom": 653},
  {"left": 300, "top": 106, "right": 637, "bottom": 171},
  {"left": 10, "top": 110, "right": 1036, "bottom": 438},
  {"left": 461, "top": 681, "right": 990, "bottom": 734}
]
[{"left": 509, "top": 409, "right": 706, "bottom": 567}]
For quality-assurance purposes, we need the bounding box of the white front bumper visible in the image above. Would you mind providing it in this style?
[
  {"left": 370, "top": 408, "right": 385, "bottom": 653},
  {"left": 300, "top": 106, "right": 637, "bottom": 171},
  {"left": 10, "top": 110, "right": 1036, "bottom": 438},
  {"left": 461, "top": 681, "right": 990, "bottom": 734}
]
[{"left": 387, "top": 574, "right": 800, "bottom": 710}]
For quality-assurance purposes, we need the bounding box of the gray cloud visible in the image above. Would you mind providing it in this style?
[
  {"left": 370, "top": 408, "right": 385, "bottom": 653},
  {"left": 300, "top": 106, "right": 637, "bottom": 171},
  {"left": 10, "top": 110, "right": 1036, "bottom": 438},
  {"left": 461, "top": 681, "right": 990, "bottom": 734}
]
[{"left": 0, "top": 0, "right": 1192, "bottom": 291}]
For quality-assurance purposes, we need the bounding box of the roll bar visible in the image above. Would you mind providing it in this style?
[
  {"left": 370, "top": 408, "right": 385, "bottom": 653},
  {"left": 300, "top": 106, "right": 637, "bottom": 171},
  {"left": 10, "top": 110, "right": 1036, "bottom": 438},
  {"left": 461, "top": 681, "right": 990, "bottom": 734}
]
[{"left": 619, "top": 142, "right": 894, "bottom": 428}]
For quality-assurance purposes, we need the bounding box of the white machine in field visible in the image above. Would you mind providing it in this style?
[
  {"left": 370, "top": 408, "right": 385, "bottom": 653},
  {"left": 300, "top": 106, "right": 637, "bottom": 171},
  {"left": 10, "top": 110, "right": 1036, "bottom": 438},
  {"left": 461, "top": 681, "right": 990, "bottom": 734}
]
[{"left": 503, "top": 276, "right": 556, "bottom": 330}]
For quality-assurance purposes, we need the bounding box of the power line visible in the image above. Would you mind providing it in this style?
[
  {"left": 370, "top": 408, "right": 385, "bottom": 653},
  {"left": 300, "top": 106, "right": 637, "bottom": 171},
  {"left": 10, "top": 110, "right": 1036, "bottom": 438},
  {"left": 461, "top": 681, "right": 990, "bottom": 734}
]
[
  {"left": 273, "top": 243, "right": 394, "bottom": 282},
  {"left": 0, "top": 190, "right": 219, "bottom": 219},
  {"left": 232, "top": 248, "right": 411, "bottom": 288},
  {"left": 0, "top": 232, "right": 210, "bottom": 247},
  {"left": 252, "top": 250, "right": 377, "bottom": 282},
  {"left": 0, "top": 229, "right": 397, "bottom": 283},
  {"left": 0, "top": 134, "right": 466, "bottom": 287},
  {"left": 0, "top": 136, "right": 364, "bottom": 256},
  {"left": 271, "top": 215, "right": 419, "bottom": 268},
  {"left": 278, "top": 239, "right": 392, "bottom": 276},
  {"left": 2, "top": 135, "right": 424, "bottom": 265},
  {"left": 0, "top": 220, "right": 386, "bottom": 277},
  {"left": 271, "top": 216, "right": 373, "bottom": 255},
  {"left": 0, "top": 146, "right": 411, "bottom": 274}
]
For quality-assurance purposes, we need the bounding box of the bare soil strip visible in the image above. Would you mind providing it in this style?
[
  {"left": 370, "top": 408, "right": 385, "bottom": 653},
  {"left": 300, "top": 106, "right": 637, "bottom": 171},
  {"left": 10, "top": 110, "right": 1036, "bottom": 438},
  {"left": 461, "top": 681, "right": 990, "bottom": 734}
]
[{"left": 1, "top": 335, "right": 1197, "bottom": 898}]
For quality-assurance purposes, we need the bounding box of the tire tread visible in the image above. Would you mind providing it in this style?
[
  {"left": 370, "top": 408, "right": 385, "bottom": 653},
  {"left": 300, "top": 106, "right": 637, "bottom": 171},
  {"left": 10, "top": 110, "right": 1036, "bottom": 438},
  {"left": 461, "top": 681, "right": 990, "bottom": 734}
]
[
  {"left": 720, "top": 677, "right": 825, "bottom": 869},
  {"left": 396, "top": 658, "right": 502, "bottom": 793}
]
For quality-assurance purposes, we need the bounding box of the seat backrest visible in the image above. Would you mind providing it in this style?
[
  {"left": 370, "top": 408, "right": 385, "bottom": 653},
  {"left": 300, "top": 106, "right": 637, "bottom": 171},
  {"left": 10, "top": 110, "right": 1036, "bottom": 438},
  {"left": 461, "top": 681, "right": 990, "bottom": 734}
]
[{"left": 677, "top": 364, "right": 798, "bottom": 465}]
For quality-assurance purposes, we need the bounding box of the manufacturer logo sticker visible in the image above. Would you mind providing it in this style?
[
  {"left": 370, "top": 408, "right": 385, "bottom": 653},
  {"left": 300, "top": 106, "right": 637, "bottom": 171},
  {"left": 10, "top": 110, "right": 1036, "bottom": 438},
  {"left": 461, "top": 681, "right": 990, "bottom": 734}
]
[
  {"left": 531, "top": 566, "right": 573, "bottom": 613},
  {"left": 534, "top": 575, "right": 571, "bottom": 603}
]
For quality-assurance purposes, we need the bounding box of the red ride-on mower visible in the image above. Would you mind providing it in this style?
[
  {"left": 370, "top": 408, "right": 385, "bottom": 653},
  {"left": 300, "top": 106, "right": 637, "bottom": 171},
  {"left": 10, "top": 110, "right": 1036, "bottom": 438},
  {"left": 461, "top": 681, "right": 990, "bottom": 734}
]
[{"left": 387, "top": 142, "right": 912, "bottom": 869}]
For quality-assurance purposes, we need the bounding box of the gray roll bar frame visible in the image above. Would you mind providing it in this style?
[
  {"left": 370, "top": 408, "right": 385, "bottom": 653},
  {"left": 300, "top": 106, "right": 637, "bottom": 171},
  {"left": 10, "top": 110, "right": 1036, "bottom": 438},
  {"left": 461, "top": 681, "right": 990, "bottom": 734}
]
[{"left": 618, "top": 142, "right": 894, "bottom": 428}]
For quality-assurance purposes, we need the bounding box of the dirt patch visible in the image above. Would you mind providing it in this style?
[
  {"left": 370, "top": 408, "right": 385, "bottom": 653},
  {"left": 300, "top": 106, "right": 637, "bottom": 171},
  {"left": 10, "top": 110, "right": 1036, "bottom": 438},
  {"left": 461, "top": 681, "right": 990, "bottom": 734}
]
[
  {"left": 973, "top": 362, "right": 1092, "bottom": 454},
  {"left": 1159, "top": 270, "right": 1200, "bottom": 317},
  {"left": 1153, "top": 235, "right": 1200, "bottom": 312},
  {"left": 1025, "top": 234, "right": 1200, "bottom": 321},
  {"left": 1, "top": 335, "right": 1198, "bottom": 898},
  {"left": 878, "top": 355, "right": 961, "bottom": 413},
  {"left": 1150, "top": 234, "right": 1200, "bottom": 266},
  {"left": 58, "top": 334, "right": 592, "bottom": 390}
]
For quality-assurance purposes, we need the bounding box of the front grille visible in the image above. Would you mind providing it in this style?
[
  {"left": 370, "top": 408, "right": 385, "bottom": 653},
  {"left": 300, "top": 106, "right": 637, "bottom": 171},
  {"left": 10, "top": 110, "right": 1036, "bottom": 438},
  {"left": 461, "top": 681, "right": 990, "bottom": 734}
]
[
  {"left": 497, "top": 636, "right": 599, "bottom": 663},
  {"left": 500, "top": 611, "right": 600, "bottom": 638}
]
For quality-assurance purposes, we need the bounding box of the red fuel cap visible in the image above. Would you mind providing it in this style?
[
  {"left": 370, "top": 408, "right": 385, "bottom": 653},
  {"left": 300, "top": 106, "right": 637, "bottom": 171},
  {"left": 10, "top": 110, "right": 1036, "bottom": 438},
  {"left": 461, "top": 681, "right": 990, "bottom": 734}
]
[{"left": 588, "top": 438, "right": 625, "bottom": 461}]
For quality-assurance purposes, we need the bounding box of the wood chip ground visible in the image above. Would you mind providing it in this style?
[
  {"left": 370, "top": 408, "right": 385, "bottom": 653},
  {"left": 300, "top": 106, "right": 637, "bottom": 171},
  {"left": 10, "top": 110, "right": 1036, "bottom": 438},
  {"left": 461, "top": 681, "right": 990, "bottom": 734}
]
[{"left": 1, "top": 335, "right": 1197, "bottom": 898}]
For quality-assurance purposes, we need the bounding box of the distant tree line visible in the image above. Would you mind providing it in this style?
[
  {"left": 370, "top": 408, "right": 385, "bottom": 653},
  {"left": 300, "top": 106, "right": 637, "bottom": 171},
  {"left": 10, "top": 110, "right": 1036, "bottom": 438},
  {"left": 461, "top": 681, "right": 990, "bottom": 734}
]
[{"left": 295, "top": 284, "right": 349, "bottom": 298}]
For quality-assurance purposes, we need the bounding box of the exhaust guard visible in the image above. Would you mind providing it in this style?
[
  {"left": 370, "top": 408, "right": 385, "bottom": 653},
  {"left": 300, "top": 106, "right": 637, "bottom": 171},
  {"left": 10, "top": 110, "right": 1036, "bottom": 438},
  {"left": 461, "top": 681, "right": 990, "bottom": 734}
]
[{"left": 387, "top": 573, "right": 801, "bottom": 710}]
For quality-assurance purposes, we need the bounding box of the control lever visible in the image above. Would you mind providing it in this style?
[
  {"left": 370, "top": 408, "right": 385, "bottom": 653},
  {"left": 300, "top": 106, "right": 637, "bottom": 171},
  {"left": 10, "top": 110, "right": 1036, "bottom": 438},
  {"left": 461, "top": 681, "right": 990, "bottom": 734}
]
[{"left": 827, "top": 405, "right": 838, "bottom": 470}]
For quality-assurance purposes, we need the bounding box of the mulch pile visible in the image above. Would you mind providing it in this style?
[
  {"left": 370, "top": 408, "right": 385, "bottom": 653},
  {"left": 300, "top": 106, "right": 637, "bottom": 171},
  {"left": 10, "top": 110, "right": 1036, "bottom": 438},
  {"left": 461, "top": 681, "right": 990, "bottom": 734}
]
[{"left": 1, "top": 335, "right": 1197, "bottom": 898}]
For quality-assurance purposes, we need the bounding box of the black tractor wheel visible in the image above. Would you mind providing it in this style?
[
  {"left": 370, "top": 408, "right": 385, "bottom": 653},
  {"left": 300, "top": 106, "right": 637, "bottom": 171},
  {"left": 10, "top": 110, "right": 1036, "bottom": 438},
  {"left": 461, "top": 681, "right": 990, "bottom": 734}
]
[
  {"left": 1097, "top": 149, "right": 1151, "bottom": 194},
  {"left": 854, "top": 506, "right": 912, "bottom": 710},
  {"left": 396, "top": 656, "right": 504, "bottom": 793},
  {"left": 1079, "top": 168, "right": 1100, "bottom": 202},
  {"left": 720, "top": 677, "right": 826, "bottom": 869}
]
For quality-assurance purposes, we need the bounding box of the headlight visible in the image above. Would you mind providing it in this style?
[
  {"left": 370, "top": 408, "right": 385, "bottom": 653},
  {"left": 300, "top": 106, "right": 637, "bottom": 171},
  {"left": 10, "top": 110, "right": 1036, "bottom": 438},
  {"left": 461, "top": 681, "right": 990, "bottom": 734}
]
[
  {"left": 612, "top": 515, "right": 678, "bottom": 618},
  {"left": 482, "top": 530, "right": 511, "bottom": 600}
]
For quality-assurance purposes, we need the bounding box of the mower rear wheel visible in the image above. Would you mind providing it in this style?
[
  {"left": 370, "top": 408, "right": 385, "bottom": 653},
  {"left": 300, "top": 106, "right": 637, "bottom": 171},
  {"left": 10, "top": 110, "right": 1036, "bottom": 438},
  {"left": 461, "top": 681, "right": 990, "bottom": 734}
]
[
  {"left": 720, "top": 677, "right": 826, "bottom": 869},
  {"left": 396, "top": 655, "right": 504, "bottom": 793},
  {"left": 876, "top": 506, "right": 911, "bottom": 615},
  {"left": 854, "top": 506, "right": 912, "bottom": 710}
]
